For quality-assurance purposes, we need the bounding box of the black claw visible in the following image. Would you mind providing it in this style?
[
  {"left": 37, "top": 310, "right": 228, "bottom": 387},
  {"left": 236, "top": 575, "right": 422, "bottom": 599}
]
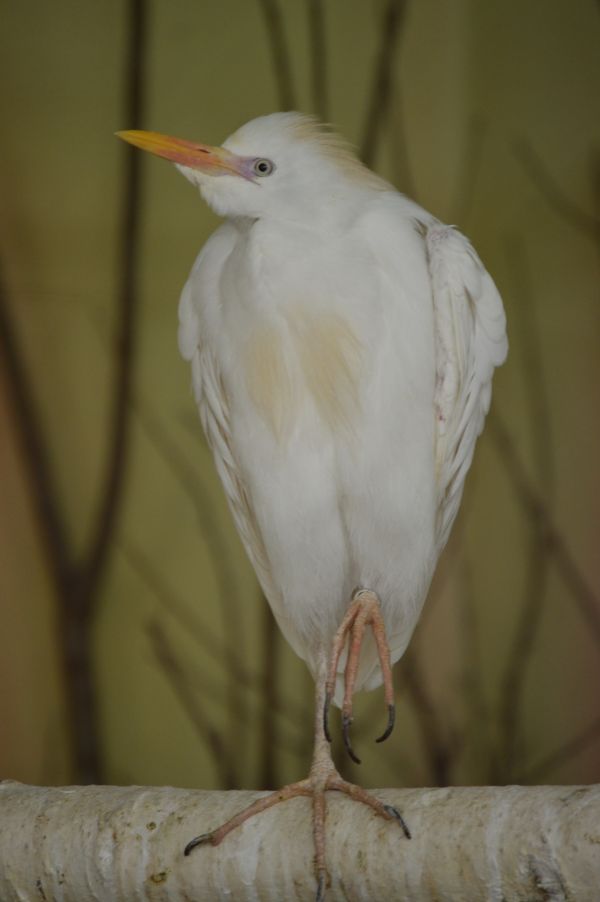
[
  {"left": 316, "top": 872, "right": 326, "bottom": 901},
  {"left": 184, "top": 833, "right": 213, "bottom": 856},
  {"left": 383, "top": 804, "right": 411, "bottom": 839},
  {"left": 375, "top": 703, "right": 396, "bottom": 744},
  {"left": 323, "top": 692, "right": 332, "bottom": 743},
  {"left": 342, "top": 713, "right": 361, "bottom": 765}
]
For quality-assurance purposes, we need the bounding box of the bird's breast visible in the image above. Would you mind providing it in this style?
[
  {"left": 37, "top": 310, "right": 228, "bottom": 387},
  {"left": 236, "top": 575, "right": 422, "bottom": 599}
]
[{"left": 242, "top": 307, "right": 364, "bottom": 444}]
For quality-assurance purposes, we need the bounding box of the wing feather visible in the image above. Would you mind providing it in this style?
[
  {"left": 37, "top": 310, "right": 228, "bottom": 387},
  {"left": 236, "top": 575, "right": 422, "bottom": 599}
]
[
  {"left": 427, "top": 224, "right": 508, "bottom": 551},
  {"left": 178, "top": 246, "right": 290, "bottom": 637}
]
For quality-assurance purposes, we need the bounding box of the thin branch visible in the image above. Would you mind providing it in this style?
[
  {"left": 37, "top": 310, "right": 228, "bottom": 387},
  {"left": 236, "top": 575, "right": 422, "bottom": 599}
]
[
  {"left": 399, "top": 647, "right": 454, "bottom": 785},
  {"left": 134, "top": 403, "right": 241, "bottom": 618},
  {"left": 79, "top": 0, "right": 147, "bottom": 619},
  {"left": 121, "top": 536, "right": 310, "bottom": 738},
  {"left": 306, "top": 0, "right": 328, "bottom": 119},
  {"left": 88, "top": 282, "right": 264, "bottom": 749},
  {"left": 258, "top": 599, "right": 281, "bottom": 788},
  {"left": 146, "top": 620, "right": 237, "bottom": 789},
  {"left": 132, "top": 401, "right": 247, "bottom": 744},
  {"left": 215, "top": 0, "right": 300, "bottom": 783},
  {"left": 495, "top": 541, "right": 549, "bottom": 782},
  {"left": 452, "top": 115, "right": 488, "bottom": 228},
  {"left": 417, "top": 512, "right": 465, "bottom": 633},
  {"left": 0, "top": 255, "right": 103, "bottom": 782},
  {"left": 122, "top": 537, "right": 250, "bottom": 690},
  {"left": 358, "top": 526, "right": 465, "bottom": 782},
  {"left": 387, "top": 92, "right": 418, "bottom": 198},
  {"left": 489, "top": 410, "right": 600, "bottom": 646},
  {"left": 0, "top": 257, "right": 71, "bottom": 595},
  {"left": 516, "top": 713, "right": 600, "bottom": 784},
  {"left": 458, "top": 546, "right": 493, "bottom": 782},
  {"left": 360, "top": 0, "right": 409, "bottom": 168},
  {"left": 497, "top": 237, "right": 556, "bottom": 778},
  {"left": 508, "top": 239, "right": 555, "bottom": 496},
  {"left": 256, "top": 0, "right": 296, "bottom": 110},
  {"left": 514, "top": 138, "right": 600, "bottom": 239}
]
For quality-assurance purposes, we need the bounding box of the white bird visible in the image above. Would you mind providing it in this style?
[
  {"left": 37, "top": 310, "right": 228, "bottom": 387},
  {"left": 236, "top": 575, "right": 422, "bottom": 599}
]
[{"left": 118, "top": 112, "right": 507, "bottom": 898}]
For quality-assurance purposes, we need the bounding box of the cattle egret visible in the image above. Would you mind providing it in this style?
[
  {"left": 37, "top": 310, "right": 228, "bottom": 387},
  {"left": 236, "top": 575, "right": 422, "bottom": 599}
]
[{"left": 118, "top": 112, "right": 507, "bottom": 899}]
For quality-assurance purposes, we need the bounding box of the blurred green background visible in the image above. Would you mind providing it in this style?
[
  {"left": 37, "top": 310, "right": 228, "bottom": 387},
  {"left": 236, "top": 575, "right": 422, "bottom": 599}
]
[{"left": 1, "top": 0, "right": 599, "bottom": 793}]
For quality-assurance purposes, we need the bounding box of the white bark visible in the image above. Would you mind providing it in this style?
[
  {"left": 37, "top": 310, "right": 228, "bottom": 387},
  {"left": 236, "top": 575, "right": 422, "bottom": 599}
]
[{"left": 0, "top": 781, "right": 598, "bottom": 901}]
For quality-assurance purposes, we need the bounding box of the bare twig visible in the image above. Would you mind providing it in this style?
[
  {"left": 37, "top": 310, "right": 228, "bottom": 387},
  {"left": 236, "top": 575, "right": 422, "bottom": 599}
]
[
  {"left": 80, "top": 0, "right": 147, "bottom": 617},
  {"left": 497, "top": 237, "right": 555, "bottom": 779},
  {"left": 146, "top": 620, "right": 237, "bottom": 789},
  {"left": 516, "top": 713, "right": 600, "bottom": 783},
  {"left": 134, "top": 403, "right": 240, "bottom": 619},
  {"left": 489, "top": 410, "right": 600, "bottom": 646},
  {"left": 452, "top": 115, "right": 488, "bottom": 228},
  {"left": 360, "top": 0, "right": 409, "bottom": 168},
  {"left": 514, "top": 138, "right": 600, "bottom": 239},
  {"left": 233, "top": 0, "right": 301, "bottom": 785},
  {"left": 457, "top": 547, "right": 493, "bottom": 782},
  {"left": 121, "top": 536, "right": 310, "bottom": 738},
  {"left": 399, "top": 647, "right": 454, "bottom": 785},
  {"left": 418, "top": 513, "right": 466, "bottom": 633},
  {"left": 506, "top": 238, "right": 555, "bottom": 496},
  {"left": 306, "top": 0, "right": 328, "bottom": 119},
  {"left": 0, "top": 0, "right": 148, "bottom": 784},
  {"left": 59, "top": 0, "right": 147, "bottom": 783},
  {"left": 0, "top": 257, "right": 71, "bottom": 594},
  {"left": 123, "top": 539, "right": 243, "bottom": 681},
  {"left": 256, "top": 0, "right": 296, "bottom": 110},
  {"left": 387, "top": 73, "right": 417, "bottom": 198},
  {"left": 258, "top": 599, "right": 282, "bottom": 788},
  {"left": 132, "top": 401, "right": 249, "bottom": 751}
]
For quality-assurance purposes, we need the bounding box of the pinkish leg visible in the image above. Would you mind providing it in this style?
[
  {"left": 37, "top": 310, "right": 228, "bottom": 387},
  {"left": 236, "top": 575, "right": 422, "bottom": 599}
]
[
  {"left": 323, "top": 588, "right": 396, "bottom": 763},
  {"left": 184, "top": 640, "right": 408, "bottom": 901},
  {"left": 341, "top": 604, "right": 370, "bottom": 762},
  {"left": 184, "top": 779, "right": 312, "bottom": 854},
  {"left": 327, "top": 775, "right": 410, "bottom": 839},
  {"left": 324, "top": 600, "right": 362, "bottom": 716},
  {"left": 367, "top": 594, "right": 396, "bottom": 743}
]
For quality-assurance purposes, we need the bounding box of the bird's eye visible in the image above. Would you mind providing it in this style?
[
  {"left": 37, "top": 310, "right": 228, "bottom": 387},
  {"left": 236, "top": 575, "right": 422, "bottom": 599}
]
[{"left": 253, "top": 158, "right": 275, "bottom": 177}]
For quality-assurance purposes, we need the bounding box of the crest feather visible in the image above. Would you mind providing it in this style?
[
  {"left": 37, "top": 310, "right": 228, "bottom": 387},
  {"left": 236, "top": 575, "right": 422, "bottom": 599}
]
[{"left": 287, "top": 113, "right": 391, "bottom": 190}]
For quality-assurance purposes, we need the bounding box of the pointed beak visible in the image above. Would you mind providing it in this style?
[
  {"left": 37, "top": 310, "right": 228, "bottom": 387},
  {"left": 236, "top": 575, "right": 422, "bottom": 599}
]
[{"left": 115, "top": 129, "right": 248, "bottom": 178}]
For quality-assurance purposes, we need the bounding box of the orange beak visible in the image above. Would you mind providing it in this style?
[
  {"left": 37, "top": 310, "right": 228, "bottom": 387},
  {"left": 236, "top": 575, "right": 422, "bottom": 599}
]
[{"left": 115, "top": 129, "right": 247, "bottom": 178}]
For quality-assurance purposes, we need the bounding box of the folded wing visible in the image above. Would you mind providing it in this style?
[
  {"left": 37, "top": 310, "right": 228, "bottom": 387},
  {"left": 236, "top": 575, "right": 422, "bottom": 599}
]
[{"left": 427, "top": 224, "right": 508, "bottom": 552}]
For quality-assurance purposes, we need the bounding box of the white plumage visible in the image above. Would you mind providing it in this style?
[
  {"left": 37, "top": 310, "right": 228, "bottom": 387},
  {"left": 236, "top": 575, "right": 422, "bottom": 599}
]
[
  {"left": 118, "top": 111, "right": 507, "bottom": 894},
  {"left": 175, "top": 112, "right": 507, "bottom": 699}
]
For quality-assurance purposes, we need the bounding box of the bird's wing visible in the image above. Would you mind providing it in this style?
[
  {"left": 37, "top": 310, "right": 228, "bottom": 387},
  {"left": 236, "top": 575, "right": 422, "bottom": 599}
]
[
  {"left": 427, "top": 224, "right": 508, "bottom": 552},
  {"left": 178, "top": 235, "right": 288, "bottom": 633},
  {"left": 191, "top": 344, "right": 278, "bottom": 590}
]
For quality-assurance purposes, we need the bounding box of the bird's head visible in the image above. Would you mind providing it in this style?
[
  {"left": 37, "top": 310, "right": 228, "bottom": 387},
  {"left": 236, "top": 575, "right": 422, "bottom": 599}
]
[{"left": 117, "top": 112, "right": 388, "bottom": 222}]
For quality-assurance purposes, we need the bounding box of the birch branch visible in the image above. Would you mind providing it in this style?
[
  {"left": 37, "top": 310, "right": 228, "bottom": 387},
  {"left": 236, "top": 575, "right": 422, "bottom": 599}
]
[{"left": 1, "top": 782, "right": 599, "bottom": 900}]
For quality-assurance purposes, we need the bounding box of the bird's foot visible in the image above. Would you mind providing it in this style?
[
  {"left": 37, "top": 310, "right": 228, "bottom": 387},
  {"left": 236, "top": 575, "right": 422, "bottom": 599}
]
[
  {"left": 183, "top": 779, "right": 313, "bottom": 855},
  {"left": 323, "top": 588, "right": 395, "bottom": 763},
  {"left": 184, "top": 758, "right": 409, "bottom": 900},
  {"left": 310, "top": 768, "right": 411, "bottom": 899}
]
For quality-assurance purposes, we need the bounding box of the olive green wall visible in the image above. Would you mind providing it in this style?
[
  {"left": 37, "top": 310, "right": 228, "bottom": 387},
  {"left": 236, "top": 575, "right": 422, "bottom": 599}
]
[{"left": 1, "top": 0, "right": 598, "bottom": 790}]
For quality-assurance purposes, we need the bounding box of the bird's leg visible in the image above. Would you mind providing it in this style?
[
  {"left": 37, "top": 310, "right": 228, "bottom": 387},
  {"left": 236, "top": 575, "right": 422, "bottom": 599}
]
[
  {"left": 184, "top": 644, "right": 409, "bottom": 900},
  {"left": 308, "top": 648, "right": 410, "bottom": 895},
  {"left": 323, "top": 588, "right": 396, "bottom": 763}
]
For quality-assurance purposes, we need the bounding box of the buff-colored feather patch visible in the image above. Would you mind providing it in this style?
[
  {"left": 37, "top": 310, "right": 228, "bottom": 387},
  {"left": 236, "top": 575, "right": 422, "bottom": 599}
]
[
  {"left": 289, "top": 309, "right": 363, "bottom": 433},
  {"left": 244, "top": 326, "right": 294, "bottom": 440},
  {"left": 245, "top": 312, "right": 363, "bottom": 441},
  {"left": 290, "top": 115, "right": 391, "bottom": 192}
]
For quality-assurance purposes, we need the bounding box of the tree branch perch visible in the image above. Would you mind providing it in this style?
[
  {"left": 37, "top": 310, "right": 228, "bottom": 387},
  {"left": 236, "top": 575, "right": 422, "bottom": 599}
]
[{"left": 1, "top": 782, "right": 598, "bottom": 900}]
